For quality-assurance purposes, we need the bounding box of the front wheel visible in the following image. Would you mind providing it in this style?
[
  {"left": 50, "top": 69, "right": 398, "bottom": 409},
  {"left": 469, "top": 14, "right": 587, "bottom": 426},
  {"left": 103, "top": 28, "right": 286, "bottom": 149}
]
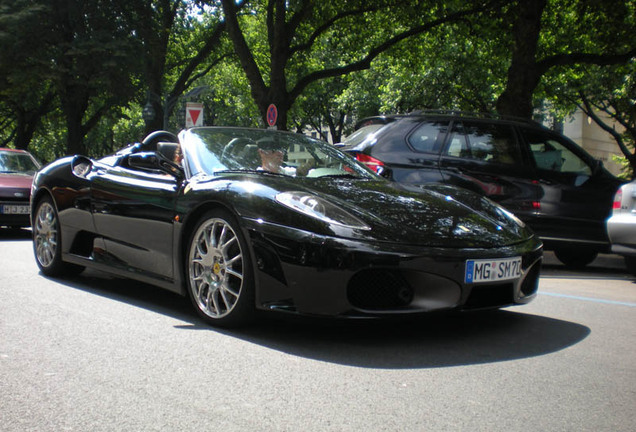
[
  {"left": 32, "top": 196, "right": 84, "bottom": 277},
  {"left": 186, "top": 210, "right": 255, "bottom": 327}
]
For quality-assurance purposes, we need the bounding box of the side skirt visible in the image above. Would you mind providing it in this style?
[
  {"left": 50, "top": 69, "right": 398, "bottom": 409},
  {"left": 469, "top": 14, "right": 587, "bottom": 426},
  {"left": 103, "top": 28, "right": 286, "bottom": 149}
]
[{"left": 62, "top": 252, "right": 183, "bottom": 295}]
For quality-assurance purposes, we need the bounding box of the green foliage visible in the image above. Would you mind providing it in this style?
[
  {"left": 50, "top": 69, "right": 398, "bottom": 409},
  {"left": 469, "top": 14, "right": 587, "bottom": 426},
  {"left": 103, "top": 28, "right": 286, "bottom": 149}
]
[{"left": 0, "top": 0, "right": 634, "bottom": 157}]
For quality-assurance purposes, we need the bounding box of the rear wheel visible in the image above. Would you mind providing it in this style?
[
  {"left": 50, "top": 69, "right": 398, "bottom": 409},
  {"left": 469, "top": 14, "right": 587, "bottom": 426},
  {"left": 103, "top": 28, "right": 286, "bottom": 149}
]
[
  {"left": 554, "top": 247, "right": 598, "bottom": 269},
  {"left": 186, "top": 210, "right": 255, "bottom": 327},
  {"left": 32, "top": 196, "right": 84, "bottom": 277}
]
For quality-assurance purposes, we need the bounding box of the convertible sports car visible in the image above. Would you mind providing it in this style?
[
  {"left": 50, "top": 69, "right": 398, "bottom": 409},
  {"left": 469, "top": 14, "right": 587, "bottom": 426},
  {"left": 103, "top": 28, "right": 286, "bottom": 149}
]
[{"left": 31, "top": 127, "right": 542, "bottom": 327}]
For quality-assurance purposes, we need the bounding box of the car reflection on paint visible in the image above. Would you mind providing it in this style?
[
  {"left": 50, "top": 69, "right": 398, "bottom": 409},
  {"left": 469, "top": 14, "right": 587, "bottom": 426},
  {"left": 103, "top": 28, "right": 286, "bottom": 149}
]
[{"left": 30, "top": 127, "right": 542, "bottom": 327}]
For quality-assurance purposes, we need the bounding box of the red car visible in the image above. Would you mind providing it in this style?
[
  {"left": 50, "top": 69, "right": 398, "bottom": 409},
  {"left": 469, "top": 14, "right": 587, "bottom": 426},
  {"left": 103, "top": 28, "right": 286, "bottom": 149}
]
[{"left": 0, "top": 148, "right": 41, "bottom": 228}]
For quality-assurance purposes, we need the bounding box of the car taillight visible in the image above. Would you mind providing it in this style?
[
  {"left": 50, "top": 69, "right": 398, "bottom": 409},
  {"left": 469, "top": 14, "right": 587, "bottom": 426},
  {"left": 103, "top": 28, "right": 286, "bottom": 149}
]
[
  {"left": 355, "top": 153, "right": 385, "bottom": 174},
  {"left": 613, "top": 187, "right": 623, "bottom": 210}
]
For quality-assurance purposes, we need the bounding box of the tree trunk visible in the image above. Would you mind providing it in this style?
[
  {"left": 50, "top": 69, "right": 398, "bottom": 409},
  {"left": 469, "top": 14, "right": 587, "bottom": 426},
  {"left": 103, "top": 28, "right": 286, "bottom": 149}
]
[
  {"left": 14, "top": 111, "right": 36, "bottom": 151},
  {"left": 13, "top": 93, "right": 55, "bottom": 150},
  {"left": 496, "top": 0, "right": 547, "bottom": 119},
  {"left": 143, "top": 59, "right": 168, "bottom": 135},
  {"left": 60, "top": 89, "right": 88, "bottom": 155}
]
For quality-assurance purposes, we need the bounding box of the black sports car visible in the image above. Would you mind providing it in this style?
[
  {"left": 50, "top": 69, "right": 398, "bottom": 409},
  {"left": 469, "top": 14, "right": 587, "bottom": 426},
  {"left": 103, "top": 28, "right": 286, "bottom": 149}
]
[{"left": 31, "top": 127, "right": 542, "bottom": 327}]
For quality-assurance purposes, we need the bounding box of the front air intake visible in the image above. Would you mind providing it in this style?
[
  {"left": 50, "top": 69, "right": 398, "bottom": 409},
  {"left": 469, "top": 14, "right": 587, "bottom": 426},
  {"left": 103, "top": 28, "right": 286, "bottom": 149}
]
[
  {"left": 347, "top": 270, "right": 413, "bottom": 310},
  {"left": 520, "top": 261, "right": 540, "bottom": 297}
]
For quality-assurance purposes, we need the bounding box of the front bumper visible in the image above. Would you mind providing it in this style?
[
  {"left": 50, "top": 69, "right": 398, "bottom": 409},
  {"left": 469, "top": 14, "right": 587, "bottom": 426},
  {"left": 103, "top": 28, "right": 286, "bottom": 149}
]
[{"left": 243, "top": 218, "right": 543, "bottom": 318}]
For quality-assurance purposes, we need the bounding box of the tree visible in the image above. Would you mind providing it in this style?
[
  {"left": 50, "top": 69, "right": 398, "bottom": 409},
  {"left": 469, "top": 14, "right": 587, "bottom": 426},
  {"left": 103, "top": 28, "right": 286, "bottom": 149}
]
[
  {"left": 120, "top": 0, "right": 237, "bottom": 136},
  {"left": 572, "top": 63, "right": 636, "bottom": 176},
  {"left": 220, "top": 0, "right": 506, "bottom": 130},
  {"left": 358, "top": 15, "right": 511, "bottom": 116},
  {"left": 50, "top": 0, "right": 142, "bottom": 155},
  {"left": 0, "top": 0, "right": 58, "bottom": 150},
  {"left": 496, "top": 0, "right": 636, "bottom": 119},
  {"left": 0, "top": 0, "right": 144, "bottom": 156},
  {"left": 291, "top": 76, "right": 351, "bottom": 142},
  {"left": 199, "top": 60, "right": 261, "bottom": 127}
]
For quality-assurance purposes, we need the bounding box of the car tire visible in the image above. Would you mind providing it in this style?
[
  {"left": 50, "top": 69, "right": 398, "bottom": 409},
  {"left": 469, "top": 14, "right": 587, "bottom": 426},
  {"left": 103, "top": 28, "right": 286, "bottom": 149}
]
[
  {"left": 554, "top": 247, "right": 598, "bottom": 269},
  {"left": 624, "top": 256, "right": 636, "bottom": 277},
  {"left": 186, "top": 209, "right": 255, "bottom": 327},
  {"left": 32, "top": 196, "right": 84, "bottom": 277}
]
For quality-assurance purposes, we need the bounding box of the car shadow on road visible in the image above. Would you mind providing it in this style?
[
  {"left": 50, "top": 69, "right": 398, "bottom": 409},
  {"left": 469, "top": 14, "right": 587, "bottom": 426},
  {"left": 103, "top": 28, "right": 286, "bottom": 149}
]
[
  {"left": 0, "top": 227, "right": 31, "bottom": 240},
  {"left": 230, "top": 311, "right": 590, "bottom": 369},
  {"left": 47, "top": 269, "right": 197, "bottom": 323},
  {"left": 49, "top": 268, "right": 590, "bottom": 370}
]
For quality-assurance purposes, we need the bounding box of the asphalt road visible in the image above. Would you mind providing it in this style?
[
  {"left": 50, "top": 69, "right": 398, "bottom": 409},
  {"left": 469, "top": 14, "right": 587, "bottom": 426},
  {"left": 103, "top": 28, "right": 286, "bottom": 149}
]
[{"left": 1, "top": 228, "right": 634, "bottom": 432}]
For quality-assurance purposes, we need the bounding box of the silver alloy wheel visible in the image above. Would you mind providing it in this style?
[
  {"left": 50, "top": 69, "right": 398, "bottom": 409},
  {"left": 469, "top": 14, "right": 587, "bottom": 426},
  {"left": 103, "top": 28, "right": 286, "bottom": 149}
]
[
  {"left": 34, "top": 201, "right": 58, "bottom": 268},
  {"left": 188, "top": 217, "right": 244, "bottom": 319}
]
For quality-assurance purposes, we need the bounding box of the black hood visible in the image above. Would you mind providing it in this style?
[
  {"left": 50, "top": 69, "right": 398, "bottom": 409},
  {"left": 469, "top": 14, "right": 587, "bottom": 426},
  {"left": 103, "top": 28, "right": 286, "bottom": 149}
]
[
  {"left": 299, "top": 179, "right": 533, "bottom": 248},
  {"left": 211, "top": 173, "right": 535, "bottom": 249}
]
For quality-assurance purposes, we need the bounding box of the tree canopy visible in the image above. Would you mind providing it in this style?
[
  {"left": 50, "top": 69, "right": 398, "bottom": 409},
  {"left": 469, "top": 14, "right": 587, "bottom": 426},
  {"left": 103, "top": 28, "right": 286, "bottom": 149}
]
[{"left": 0, "top": 0, "right": 634, "bottom": 173}]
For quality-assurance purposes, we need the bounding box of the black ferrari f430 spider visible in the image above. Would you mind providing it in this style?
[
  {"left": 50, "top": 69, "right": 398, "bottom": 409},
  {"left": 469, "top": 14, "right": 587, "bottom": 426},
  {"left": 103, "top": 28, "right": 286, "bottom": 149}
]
[{"left": 31, "top": 127, "right": 542, "bottom": 327}]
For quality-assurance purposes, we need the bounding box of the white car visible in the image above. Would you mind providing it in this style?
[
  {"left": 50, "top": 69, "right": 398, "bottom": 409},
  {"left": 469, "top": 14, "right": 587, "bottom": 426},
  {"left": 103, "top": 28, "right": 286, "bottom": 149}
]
[{"left": 607, "top": 180, "right": 636, "bottom": 275}]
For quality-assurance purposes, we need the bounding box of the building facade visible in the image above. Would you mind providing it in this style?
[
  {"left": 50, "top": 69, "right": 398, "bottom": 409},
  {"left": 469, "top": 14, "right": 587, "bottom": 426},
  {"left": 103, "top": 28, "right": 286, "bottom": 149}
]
[{"left": 563, "top": 109, "right": 625, "bottom": 177}]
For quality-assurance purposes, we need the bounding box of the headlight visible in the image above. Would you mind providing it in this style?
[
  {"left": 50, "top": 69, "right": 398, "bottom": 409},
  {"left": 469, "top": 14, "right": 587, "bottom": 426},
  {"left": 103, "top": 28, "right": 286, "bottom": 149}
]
[{"left": 276, "top": 191, "right": 370, "bottom": 230}]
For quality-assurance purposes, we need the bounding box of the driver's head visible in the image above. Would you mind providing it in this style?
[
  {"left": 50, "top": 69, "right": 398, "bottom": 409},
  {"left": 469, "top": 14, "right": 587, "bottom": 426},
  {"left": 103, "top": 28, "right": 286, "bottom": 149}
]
[
  {"left": 256, "top": 136, "right": 287, "bottom": 171},
  {"left": 256, "top": 136, "right": 287, "bottom": 154}
]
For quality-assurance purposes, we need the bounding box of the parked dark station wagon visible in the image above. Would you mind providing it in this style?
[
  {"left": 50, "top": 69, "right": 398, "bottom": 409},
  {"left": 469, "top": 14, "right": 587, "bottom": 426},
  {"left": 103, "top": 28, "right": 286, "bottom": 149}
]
[{"left": 341, "top": 112, "right": 623, "bottom": 268}]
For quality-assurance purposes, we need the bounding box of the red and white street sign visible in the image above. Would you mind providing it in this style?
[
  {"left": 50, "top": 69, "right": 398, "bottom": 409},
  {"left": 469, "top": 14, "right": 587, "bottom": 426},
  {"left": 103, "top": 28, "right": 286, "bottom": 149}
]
[
  {"left": 186, "top": 102, "right": 204, "bottom": 128},
  {"left": 266, "top": 104, "right": 278, "bottom": 127}
]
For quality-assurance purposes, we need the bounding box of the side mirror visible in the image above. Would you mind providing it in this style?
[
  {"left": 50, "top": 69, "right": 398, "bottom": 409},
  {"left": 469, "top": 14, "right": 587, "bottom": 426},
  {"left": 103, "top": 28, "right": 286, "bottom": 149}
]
[{"left": 71, "top": 155, "right": 93, "bottom": 178}]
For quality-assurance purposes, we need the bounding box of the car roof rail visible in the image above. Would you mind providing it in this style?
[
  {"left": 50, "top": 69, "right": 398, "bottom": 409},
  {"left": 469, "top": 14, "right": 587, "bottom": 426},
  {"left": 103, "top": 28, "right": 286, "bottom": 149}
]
[
  {"left": 405, "top": 109, "right": 543, "bottom": 126},
  {"left": 354, "top": 109, "right": 545, "bottom": 131}
]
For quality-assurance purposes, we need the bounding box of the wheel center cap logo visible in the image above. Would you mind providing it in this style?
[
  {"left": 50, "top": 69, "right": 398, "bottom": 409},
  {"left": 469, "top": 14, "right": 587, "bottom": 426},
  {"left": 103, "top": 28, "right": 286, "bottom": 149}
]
[{"left": 213, "top": 262, "right": 221, "bottom": 275}]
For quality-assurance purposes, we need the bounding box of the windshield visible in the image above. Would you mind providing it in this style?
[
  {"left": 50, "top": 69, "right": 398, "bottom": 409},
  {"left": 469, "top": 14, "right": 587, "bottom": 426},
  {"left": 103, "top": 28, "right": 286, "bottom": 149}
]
[
  {"left": 0, "top": 151, "right": 40, "bottom": 174},
  {"left": 341, "top": 124, "right": 386, "bottom": 148},
  {"left": 180, "top": 127, "right": 379, "bottom": 180}
]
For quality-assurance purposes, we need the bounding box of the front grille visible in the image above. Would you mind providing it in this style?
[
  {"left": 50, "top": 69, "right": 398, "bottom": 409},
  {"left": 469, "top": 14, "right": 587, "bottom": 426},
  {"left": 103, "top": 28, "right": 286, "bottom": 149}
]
[
  {"left": 464, "top": 283, "right": 514, "bottom": 309},
  {"left": 347, "top": 270, "right": 413, "bottom": 310}
]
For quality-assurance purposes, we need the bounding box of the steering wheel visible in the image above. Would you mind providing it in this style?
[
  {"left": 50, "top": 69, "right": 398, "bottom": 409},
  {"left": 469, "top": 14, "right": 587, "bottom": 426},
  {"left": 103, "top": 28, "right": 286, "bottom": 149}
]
[{"left": 141, "top": 130, "right": 179, "bottom": 152}]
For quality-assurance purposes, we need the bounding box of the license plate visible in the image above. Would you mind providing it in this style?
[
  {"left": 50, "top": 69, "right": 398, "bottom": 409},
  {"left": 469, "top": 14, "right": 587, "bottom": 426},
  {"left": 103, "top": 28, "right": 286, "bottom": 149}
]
[
  {"left": 465, "top": 257, "right": 522, "bottom": 283},
  {"left": 0, "top": 204, "right": 30, "bottom": 214}
]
